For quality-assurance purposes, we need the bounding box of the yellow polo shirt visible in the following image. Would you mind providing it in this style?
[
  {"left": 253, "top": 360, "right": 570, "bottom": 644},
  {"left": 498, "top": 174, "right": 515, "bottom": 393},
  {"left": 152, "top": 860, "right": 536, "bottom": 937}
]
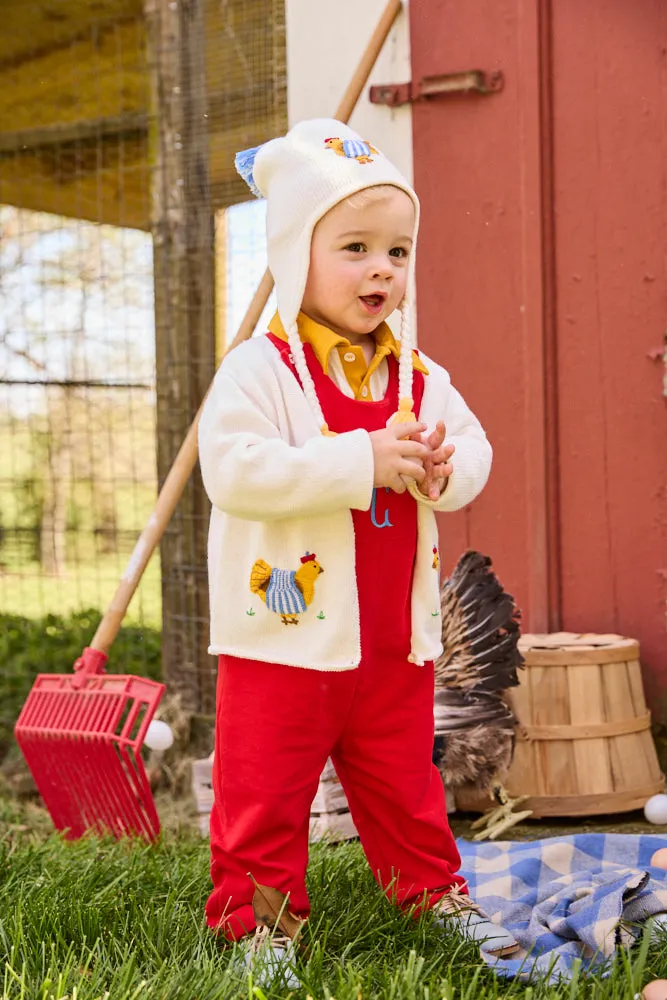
[{"left": 268, "top": 311, "right": 428, "bottom": 402}]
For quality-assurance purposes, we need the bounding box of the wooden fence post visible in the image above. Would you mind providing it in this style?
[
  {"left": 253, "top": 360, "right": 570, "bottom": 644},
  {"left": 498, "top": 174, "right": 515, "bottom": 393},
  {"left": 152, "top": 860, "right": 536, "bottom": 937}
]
[{"left": 144, "top": 0, "right": 216, "bottom": 715}]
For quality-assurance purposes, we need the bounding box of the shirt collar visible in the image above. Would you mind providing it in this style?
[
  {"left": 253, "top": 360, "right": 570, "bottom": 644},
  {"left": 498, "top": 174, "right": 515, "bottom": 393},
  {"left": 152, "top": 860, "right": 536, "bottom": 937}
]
[{"left": 267, "top": 311, "right": 428, "bottom": 374}]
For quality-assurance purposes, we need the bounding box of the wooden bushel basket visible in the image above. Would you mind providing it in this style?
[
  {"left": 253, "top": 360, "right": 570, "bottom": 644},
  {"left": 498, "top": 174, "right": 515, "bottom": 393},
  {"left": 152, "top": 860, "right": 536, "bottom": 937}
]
[{"left": 456, "top": 632, "right": 665, "bottom": 818}]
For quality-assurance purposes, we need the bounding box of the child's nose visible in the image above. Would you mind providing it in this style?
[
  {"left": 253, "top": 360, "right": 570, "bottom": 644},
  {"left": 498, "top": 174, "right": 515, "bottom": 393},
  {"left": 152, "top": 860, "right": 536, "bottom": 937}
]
[{"left": 369, "top": 255, "right": 393, "bottom": 280}]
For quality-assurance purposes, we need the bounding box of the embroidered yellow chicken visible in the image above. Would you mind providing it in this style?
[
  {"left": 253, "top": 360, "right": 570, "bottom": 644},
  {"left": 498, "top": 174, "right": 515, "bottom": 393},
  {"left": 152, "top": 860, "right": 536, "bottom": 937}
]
[
  {"left": 324, "top": 136, "right": 378, "bottom": 164},
  {"left": 249, "top": 552, "right": 324, "bottom": 625}
]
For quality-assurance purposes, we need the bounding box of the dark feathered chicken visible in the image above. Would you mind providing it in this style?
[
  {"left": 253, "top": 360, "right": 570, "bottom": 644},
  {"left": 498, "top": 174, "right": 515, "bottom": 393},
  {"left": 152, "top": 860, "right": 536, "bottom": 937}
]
[{"left": 433, "top": 551, "right": 524, "bottom": 812}]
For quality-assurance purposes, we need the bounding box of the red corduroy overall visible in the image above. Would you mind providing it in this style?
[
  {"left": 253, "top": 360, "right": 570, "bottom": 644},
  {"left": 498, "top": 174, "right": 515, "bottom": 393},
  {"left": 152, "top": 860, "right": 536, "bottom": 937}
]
[{"left": 205, "top": 336, "right": 464, "bottom": 939}]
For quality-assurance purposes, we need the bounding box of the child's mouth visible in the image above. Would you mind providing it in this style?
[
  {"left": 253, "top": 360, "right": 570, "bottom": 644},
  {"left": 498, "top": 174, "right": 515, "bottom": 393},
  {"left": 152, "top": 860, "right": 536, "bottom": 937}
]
[{"left": 359, "top": 294, "right": 385, "bottom": 314}]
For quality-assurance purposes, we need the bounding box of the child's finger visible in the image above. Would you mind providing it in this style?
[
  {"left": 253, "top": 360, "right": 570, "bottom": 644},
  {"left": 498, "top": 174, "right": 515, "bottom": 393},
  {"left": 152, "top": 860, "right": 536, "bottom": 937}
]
[
  {"left": 430, "top": 444, "right": 455, "bottom": 465},
  {"left": 401, "top": 458, "right": 427, "bottom": 481},
  {"left": 426, "top": 421, "right": 446, "bottom": 450},
  {"left": 389, "top": 421, "right": 427, "bottom": 440},
  {"left": 400, "top": 439, "right": 430, "bottom": 460}
]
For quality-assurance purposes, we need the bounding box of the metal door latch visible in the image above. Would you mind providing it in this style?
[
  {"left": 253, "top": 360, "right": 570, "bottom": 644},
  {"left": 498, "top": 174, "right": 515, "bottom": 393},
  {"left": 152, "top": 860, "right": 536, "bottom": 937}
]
[{"left": 369, "top": 70, "right": 504, "bottom": 108}]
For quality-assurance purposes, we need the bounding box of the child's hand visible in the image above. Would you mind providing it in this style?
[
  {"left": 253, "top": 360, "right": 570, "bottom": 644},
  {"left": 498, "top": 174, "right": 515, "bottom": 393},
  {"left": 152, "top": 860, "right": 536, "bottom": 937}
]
[
  {"left": 369, "top": 422, "right": 428, "bottom": 494},
  {"left": 412, "top": 421, "right": 455, "bottom": 500}
]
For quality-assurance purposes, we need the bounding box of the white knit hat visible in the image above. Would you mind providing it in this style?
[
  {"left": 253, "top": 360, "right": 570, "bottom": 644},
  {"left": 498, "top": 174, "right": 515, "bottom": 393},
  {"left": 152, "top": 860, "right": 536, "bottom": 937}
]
[{"left": 235, "top": 118, "right": 420, "bottom": 432}]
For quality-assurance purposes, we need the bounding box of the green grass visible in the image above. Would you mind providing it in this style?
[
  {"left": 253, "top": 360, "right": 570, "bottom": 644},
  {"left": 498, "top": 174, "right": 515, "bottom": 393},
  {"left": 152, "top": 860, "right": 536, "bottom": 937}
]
[{"left": 0, "top": 801, "right": 666, "bottom": 1000}]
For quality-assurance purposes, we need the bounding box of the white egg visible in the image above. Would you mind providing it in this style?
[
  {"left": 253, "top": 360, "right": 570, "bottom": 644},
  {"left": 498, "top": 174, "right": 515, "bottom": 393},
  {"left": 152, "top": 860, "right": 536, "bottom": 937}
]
[
  {"left": 650, "top": 848, "right": 667, "bottom": 869},
  {"left": 641, "top": 979, "right": 667, "bottom": 1000},
  {"left": 644, "top": 794, "right": 667, "bottom": 825},
  {"left": 144, "top": 719, "right": 174, "bottom": 752}
]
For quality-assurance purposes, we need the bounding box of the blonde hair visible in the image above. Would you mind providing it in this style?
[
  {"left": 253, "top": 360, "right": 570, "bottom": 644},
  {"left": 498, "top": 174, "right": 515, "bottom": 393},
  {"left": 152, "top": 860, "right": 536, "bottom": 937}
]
[{"left": 342, "top": 183, "right": 413, "bottom": 211}]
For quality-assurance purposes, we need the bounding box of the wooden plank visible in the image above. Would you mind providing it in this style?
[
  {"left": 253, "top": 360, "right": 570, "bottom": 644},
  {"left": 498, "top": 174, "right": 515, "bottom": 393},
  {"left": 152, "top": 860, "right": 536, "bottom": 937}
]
[
  {"left": 520, "top": 715, "right": 650, "bottom": 740},
  {"left": 0, "top": 1, "right": 141, "bottom": 67},
  {"left": 567, "top": 662, "right": 613, "bottom": 794},
  {"left": 145, "top": 0, "right": 217, "bottom": 714},
  {"left": 551, "top": 0, "right": 667, "bottom": 704},
  {"left": 627, "top": 659, "right": 648, "bottom": 716},
  {"left": 0, "top": 18, "right": 147, "bottom": 134},
  {"left": 626, "top": 659, "right": 665, "bottom": 785},
  {"left": 504, "top": 671, "right": 538, "bottom": 798},
  {"left": 0, "top": 149, "right": 151, "bottom": 231},
  {"left": 533, "top": 664, "right": 576, "bottom": 795},
  {"left": 409, "top": 0, "right": 551, "bottom": 630},
  {"left": 603, "top": 661, "right": 649, "bottom": 792},
  {"left": 0, "top": 114, "right": 147, "bottom": 154},
  {"left": 520, "top": 634, "right": 639, "bottom": 666},
  {"left": 520, "top": 783, "right": 664, "bottom": 818}
]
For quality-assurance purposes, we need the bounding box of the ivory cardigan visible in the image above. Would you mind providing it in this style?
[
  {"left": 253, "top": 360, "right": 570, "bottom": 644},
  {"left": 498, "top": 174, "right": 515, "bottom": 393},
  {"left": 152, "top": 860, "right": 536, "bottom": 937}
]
[{"left": 198, "top": 334, "right": 492, "bottom": 670}]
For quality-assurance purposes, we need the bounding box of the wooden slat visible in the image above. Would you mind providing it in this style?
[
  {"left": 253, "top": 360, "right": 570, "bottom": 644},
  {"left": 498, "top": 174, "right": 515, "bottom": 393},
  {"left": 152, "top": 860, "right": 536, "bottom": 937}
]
[
  {"left": 504, "top": 671, "right": 538, "bottom": 797},
  {"left": 625, "top": 658, "right": 663, "bottom": 783},
  {"left": 0, "top": 114, "right": 148, "bottom": 154},
  {"left": 536, "top": 664, "right": 576, "bottom": 794},
  {"left": 627, "top": 659, "right": 649, "bottom": 715},
  {"left": 521, "top": 631, "right": 632, "bottom": 648},
  {"left": 518, "top": 712, "right": 651, "bottom": 741},
  {"left": 519, "top": 634, "right": 639, "bottom": 666},
  {"left": 0, "top": 1, "right": 141, "bottom": 67},
  {"left": 520, "top": 782, "right": 665, "bottom": 819},
  {"left": 567, "top": 661, "right": 613, "bottom": 794},
  {"left": 603, "top": 661, "right": 648, "bottom": 792}
]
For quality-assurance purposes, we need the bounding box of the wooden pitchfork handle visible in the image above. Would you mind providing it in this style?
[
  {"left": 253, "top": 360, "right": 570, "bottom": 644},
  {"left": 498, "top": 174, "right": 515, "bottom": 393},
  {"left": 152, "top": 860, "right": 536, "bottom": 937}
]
[{"left": 76, "top": 0, "right": 404, "bottom": 673}]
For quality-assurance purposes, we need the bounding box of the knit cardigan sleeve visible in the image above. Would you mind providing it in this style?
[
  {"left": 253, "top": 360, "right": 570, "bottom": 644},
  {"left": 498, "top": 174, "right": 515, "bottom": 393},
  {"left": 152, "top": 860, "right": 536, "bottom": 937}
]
[
  {"left": 198, "top": 340, "right": 375, "bottom": 521},
  {"left": 406, "top": 356, "right": 492, "bottom": 512}
]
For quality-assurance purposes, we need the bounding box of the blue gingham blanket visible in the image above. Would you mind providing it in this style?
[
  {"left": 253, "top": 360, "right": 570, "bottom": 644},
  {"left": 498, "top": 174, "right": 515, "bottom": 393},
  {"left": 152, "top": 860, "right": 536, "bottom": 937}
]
[{"left": 458, "top": 834, "right": 667, "bottom": 983}]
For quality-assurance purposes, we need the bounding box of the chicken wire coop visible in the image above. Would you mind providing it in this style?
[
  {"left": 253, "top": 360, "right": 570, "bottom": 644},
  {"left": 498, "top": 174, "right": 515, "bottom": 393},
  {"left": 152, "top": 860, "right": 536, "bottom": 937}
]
[{"left": 0, "top": 0, "right": 285, "bottom": 718}]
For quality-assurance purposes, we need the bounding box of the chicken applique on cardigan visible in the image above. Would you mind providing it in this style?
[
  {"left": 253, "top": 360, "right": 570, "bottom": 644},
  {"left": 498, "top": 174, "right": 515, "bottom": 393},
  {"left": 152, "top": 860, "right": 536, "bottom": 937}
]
[{"left": 249, "top": 551, "right": 324, "bottom": 625}]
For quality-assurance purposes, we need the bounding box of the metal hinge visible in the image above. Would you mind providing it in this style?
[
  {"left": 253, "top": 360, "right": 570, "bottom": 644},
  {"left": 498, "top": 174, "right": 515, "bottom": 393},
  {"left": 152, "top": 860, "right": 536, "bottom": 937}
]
[{"left": 369, "top": 70, "right": 504, "bottom": 108}]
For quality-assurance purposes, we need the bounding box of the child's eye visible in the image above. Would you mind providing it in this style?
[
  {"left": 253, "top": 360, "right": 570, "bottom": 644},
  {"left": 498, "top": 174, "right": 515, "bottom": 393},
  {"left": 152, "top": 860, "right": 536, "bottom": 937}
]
[
  {"left": 389, "top": 246, "right": 408, "bottom": 259},
  {"left": 345, "top": 242, "right": 365, "bottom": 253}
]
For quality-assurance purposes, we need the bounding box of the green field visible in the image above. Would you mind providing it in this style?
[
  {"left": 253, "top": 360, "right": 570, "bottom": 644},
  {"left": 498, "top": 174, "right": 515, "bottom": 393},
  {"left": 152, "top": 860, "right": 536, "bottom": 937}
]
[
  {"left": 0, "top": 552, "right": 161, "bottom": 625},
  {"left": 0, "top": 405, "right": 160, "bottom": 625}
]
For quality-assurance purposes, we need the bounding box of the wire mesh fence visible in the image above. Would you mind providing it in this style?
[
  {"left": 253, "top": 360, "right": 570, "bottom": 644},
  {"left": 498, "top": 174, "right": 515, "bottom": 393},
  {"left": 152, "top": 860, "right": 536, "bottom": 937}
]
[{"left": 0, "top": 0, "right": 284, "bottom": 722}]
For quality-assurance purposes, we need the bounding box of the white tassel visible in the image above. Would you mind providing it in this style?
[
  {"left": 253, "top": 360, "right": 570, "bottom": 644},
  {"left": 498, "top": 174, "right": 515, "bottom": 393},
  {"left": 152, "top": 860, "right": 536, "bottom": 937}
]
[
  {"left": 285, "top": 323, "right": 335, "bottom": 436},
  {"left": 388, "top": 301, "right": 416, "bottom": 425}
]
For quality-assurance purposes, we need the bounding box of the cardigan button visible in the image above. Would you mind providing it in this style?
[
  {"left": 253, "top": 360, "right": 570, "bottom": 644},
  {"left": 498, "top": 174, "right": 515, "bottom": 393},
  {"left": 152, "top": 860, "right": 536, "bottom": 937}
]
[
  {"left": 361, "top": 386, "right": 369, "bottom": 397},
  {"left": 343, "top": 351, "right": 356, "bottom": 362}
]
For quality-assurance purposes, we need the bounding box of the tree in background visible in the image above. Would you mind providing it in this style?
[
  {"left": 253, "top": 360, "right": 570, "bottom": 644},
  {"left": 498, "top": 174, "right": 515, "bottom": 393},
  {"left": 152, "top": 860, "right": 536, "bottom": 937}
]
[{"left": 0, "top": 206, "right": 155, "bottom": 578}]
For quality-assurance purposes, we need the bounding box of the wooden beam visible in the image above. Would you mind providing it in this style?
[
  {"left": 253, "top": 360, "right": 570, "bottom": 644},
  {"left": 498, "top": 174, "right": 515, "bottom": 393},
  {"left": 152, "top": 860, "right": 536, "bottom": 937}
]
[
  {"left": 0, "top": 114, "right": 147, "bottom": 154},
  {"left": 145, "top": 0, "right": 217, "bottom": 714}
]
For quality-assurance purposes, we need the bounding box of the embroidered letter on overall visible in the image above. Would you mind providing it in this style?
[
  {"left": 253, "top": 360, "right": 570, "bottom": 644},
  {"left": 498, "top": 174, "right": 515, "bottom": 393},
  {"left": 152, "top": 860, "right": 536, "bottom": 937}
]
[{"left": 370, "top": 487, "right": 393, "bottom": 529}]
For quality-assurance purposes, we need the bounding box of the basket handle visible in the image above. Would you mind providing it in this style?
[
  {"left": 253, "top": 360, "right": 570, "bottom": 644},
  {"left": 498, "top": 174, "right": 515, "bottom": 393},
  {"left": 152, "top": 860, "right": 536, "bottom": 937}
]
[{"left": 83, "top": 0, "right": 404, "bottom": 668}]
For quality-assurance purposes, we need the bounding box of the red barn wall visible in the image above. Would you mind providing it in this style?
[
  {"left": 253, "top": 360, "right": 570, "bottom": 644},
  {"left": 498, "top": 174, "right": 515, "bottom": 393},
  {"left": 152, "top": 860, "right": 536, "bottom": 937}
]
[{"left": 409, "top": 0, "right": 667, "bottom": 706}]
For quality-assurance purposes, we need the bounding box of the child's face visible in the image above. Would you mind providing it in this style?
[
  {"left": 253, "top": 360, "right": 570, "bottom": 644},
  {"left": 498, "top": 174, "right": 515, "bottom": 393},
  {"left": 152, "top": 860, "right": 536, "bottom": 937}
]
[{"left": 301, "top": 186, "right": 415, "bottom": 343}]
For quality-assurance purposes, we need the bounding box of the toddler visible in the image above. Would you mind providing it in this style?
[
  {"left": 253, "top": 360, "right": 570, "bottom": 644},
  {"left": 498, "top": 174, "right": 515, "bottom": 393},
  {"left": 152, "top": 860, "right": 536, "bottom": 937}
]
[{"left": 198, "top": 118, "right": 517, "bottom": 985}]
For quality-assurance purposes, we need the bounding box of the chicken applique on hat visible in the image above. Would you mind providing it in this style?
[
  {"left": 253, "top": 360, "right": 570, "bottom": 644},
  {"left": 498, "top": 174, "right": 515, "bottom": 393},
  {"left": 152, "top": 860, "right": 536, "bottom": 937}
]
[{"left": 235, "top": 118, "right": 421, "bottom": 433}]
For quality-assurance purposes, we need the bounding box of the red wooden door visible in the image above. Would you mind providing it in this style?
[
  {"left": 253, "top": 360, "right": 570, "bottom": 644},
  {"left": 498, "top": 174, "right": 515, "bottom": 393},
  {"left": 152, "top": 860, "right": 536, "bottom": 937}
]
[{"left": 410, "top": 0, "right": 667, "bottom": 704}]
